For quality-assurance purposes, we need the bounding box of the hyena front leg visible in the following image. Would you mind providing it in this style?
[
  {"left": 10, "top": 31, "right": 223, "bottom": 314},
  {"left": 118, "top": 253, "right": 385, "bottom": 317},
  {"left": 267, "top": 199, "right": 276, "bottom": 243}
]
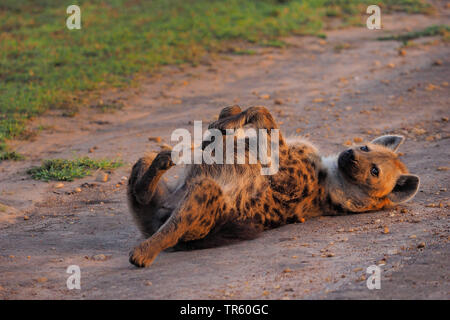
[
  {"left": 129, "top": 178, "right": 228, "bottom": 268},
  {"left": 127, "top": 150, "right": 174, "bottom": 237}
]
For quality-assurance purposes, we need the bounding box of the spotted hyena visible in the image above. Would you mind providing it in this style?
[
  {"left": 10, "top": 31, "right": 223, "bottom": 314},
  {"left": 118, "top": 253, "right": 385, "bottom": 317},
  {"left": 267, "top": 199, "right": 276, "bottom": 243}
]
[{"left": 127, "top": 105, "right": 419, "bottom": 267}]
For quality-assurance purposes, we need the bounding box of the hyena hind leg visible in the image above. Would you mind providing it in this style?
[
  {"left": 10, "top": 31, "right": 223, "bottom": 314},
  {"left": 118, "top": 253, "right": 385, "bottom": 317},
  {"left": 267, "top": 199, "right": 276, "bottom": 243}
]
[{"left": 129, "top": 178, "right": 228, "bottom": 268}]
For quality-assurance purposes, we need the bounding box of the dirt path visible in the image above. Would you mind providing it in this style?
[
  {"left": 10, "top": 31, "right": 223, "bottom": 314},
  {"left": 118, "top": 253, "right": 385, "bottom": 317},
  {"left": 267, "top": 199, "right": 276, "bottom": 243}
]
[{"left": 0, "top": 12, "right": 449, "bottom": 299}]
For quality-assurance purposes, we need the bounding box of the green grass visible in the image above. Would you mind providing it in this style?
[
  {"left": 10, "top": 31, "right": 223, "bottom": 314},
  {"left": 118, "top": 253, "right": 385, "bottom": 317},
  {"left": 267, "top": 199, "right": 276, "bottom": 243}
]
[
  {"left": 0, "top": 150, "right": 24, "bottom": 161},
  {"left": 90, "top": 101, "right": 124, "bottom": 113},
  {"left": 378, "top": 24, "right": 450, "bottom": 43},
  {"left": 0, "top": 0, "right": 432, "bottom": 148},
  {"left": 27, "top": 157, "right": 123, "bottom": 181},
  {"left": 0, "top": 142, "right": 24, "bottom": 161}
]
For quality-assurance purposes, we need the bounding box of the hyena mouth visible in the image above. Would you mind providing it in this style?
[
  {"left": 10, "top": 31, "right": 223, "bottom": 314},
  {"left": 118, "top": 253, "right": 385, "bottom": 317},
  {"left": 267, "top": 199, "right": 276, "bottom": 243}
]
[{"left": 338, "top": 149, "right": 358, "bottom": 179}]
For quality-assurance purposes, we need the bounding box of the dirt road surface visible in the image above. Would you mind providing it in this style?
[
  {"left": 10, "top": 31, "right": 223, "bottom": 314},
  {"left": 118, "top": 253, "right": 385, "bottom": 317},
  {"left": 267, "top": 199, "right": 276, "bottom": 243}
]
[{"left": 0, "top": 12, "right": 449, "bottom": 299}]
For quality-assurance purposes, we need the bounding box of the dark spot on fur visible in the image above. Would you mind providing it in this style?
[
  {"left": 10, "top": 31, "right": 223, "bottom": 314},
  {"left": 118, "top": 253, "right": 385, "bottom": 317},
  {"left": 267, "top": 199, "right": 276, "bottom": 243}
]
[
  {"left": 195, "top": 194, "right": 207, "bottom": 204},
  {"left": 186, "top": 214, "right": 194, "bottom": 224},
  {"left": 318, "top": 169, "right": 327, "bottom": 183},
  {"left": 302, "top": 186, "right": 310, "bottom": 198},
  {"left": 272, "top": 193, "right": 282, "bottom": 204},
  {"left": 254, "top": 213, "right": 263, "bottom": 223},
  {"left": 286, "top": 216, "right": 297, "bottom": 224}
]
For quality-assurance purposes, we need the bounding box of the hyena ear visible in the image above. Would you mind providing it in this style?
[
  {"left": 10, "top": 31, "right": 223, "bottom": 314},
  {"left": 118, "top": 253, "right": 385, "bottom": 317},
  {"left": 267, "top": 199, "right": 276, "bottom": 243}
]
[
  {"left": 371, "top": 135, "right": 404, "bottom": 152},
  {"left": 388, "top": 174, "right": 420, "bottom": 204}
]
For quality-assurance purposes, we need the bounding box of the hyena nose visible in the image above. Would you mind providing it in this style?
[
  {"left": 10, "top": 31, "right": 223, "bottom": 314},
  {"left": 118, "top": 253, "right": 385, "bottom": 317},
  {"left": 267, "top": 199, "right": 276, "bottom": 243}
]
[{"left": 344, "top": 149, "right": 355, "bottom": 161}]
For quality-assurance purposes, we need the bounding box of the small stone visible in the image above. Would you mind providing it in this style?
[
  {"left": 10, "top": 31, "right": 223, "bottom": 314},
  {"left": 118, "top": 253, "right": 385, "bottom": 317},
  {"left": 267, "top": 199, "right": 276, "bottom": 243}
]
[
  {"left": 357, "top": 275, "right": 366, "bottom": 282},
  {"left": 433, "top": 60, "right": 442, "bottom": 66},
  {"left": 145, "top": 281, "right": 152, "bottom": 286},
  {"left": 74, "top": 187, "right": 82, "bottom": 193},
  {"left": 283, "top": 268, "right": 292, "bottom": 273},
  {"left": 36, "top": 277, "right": 48, "bottom": 283},
  {"left": 91, "top": 254, "right": 110, "bottom": 261},
  {"left": 148, "top": 136, "right": 162, "bottom": 143},
  {"left": 409, "top": 235, "right": 417, "bottom": 239},
  {"left": 382, "top": 227, "right": 390, "bottom": 234},
  {"left": 417, "top": 242, "right": 425, "bottom": 249},
  {"left": 426, "top": 202, "right": 443, "bottom": 208},
  {"left": 353, "top": 137, "right": 363, "bottom": 143},
  {"left": 398, "top": 49, "right": 406, "bottom": 56},
  {"left": 412, "top": 128, "right": 426, "bottom": 135},
  {"left": 274, "top": 99, "right": 283, "bottom": 105},
  {"left": 96, "top": 173, "right": 109, "bottom": 183},
  {"left": 54, "top": 183, "right": 64, "bottom": 189},
  {"left": 259, "top": 94, "right": 270, "bottom": 100},
  {"left": 23, "top": 215, "right": 29, "bottom": 220}
]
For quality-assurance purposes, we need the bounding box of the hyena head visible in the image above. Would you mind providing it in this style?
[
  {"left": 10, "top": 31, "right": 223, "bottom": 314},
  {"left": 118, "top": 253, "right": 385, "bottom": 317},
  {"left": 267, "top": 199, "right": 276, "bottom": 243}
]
[{"left": 335, "top": 135, "right": 419, "bottom": 212}]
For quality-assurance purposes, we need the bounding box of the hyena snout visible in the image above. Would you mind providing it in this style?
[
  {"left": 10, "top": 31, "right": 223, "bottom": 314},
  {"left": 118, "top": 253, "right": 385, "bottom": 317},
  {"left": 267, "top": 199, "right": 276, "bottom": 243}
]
[
  {"left": 341, "top": 149, "right": 355, "bottom": 162},
  {"left": 338, "top": 149, "right": 357, "bottom": 176}
]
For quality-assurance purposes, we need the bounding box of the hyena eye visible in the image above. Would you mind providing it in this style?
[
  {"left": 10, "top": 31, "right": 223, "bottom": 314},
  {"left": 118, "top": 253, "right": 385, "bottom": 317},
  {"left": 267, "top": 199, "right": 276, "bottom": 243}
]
[
  {"left": 360, "top": 146, "right": 370, "bottom": 152},
  {"left": 371, "top": 165, "right": 379, "bottom": 177}
]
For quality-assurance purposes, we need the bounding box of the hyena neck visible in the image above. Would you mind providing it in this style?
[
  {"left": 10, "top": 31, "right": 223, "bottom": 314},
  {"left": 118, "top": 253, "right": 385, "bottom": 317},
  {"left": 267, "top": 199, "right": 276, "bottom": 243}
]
[{"left": 318, "top": 155, "right": 353, "bottom": 215}]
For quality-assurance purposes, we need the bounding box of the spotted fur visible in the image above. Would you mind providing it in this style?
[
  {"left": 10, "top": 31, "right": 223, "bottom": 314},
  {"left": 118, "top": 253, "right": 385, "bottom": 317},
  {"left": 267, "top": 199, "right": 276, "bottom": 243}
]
[{"left": 127, "top": 106, "right": 419, "bottom": 267}]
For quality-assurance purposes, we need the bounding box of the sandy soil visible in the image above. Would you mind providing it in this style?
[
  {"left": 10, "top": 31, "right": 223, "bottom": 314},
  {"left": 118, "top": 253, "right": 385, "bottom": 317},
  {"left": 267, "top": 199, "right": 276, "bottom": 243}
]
[{"left": 0, "top": 11, "right": 449, "bottom": 299}]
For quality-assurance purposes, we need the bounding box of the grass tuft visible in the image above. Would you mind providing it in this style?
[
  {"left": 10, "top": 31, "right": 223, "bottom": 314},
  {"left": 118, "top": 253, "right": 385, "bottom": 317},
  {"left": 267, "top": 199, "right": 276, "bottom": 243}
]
[
  {"left": 0, "top": 143, "right": 24, "bottom": 161},
  {"left": 27, "top": 157, "right": 123, "bottom": 181},
  {"left": 378, "top": 25, "right": 450, "bottom": 43},
  {"left": 0, "top": 150, "right": 24, "bottom": 161}
]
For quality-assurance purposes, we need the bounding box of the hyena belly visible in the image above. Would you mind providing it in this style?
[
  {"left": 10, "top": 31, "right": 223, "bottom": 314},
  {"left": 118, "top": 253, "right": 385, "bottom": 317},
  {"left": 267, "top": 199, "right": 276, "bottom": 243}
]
[
  {"left": 174, "top": 162, "right": 269, "bottom": 244},
  {"left": 178, "top": 141, "right": 325, "bottom": 239},
  {"left": 235, "top": 142, "right": 325, "bottom": 229}
]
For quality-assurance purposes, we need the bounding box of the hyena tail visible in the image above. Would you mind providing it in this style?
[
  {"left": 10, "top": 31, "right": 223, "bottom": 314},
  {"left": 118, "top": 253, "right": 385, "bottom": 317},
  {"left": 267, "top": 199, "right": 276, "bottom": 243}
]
[{"left": 173, "top": 219, "right": 264, "bottom": 251}]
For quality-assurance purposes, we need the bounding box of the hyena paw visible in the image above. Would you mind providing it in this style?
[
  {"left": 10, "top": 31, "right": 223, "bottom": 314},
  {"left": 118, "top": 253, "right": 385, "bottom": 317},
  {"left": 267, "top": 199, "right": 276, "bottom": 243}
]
[
  {"left": 208, "top": 117, "right": 239, "bottom": 133},
  {"left": 153, "top": 150, "right": 175, "bottom": 170},
  {"left": 128, "top": 246, "right": 157, "bottom": 268}
]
